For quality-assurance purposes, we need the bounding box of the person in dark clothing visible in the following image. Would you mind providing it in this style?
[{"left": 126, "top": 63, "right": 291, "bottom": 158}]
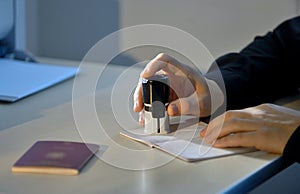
[{"left": 133, "top": 16, "right": 300, "bottom": 163}]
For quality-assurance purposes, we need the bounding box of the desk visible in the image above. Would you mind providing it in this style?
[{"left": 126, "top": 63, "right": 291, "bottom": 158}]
[{"left": 0, "top": 58, "right": 296, "bottom": 194}]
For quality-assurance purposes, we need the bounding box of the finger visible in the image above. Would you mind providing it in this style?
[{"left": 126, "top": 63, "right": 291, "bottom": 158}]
[
  {"left": 133, "top": 81, "right": 144, "bottom": 112},
  {"left": 141, "top": 53, "right": 185, "bottom": 78},
  {"left": 213, "top": 131, "right": 257, "bottom": 148},
  {"left": 167, "top": 92, "right": 201, "bottom": 116},
  {"left": 201, "top": 114, "right": 225, "bottom": 141},
  {"left": 141, "top": 60, "right": 168, "bottom": 78},
  {"left": 204, "top": 110, "right": 259, "bottom": 138},
  {"left": 139, "top": 110, "right": 145, "bottom": 126},
  {"left": 200, "top": 127, "right": 207, "bottom": 137},
  {"left": 205, "top": 118, "right": 265, "bottom": 145}
]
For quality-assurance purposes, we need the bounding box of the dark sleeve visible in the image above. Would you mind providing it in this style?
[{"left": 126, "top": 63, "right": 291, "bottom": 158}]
[
  {"left": 206, "top": 16, "right": 300, "bottom": 110},
  {"left": 283, "top": 126, "right": 300, "bottom": 163}
]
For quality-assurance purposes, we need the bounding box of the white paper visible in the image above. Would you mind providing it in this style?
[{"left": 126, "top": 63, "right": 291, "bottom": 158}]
[{"left": 120, "top": 117, "right": 256, "bottom": 162}]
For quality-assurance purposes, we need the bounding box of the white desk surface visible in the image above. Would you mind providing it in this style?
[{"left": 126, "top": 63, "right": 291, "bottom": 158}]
[{"left": 0, "top": 58, "right": 282, "bottom": 194}]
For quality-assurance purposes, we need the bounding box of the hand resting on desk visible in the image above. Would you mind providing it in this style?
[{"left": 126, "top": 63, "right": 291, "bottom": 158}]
[{"left": 201, "top": 103, "right": 300, "bottom": 154}]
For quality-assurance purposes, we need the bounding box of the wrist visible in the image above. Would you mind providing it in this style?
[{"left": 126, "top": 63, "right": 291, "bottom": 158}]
[{"left": 204, "top": 78, "right": 225, "bottom": 115}]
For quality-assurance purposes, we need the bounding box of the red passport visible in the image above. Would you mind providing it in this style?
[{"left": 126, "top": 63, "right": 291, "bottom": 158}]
[{"left": 11, "top": 141, "right": 99, "bottom": 175}]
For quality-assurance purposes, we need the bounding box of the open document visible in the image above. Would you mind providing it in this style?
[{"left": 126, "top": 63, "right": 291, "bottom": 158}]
[
  {"left": 0, "top": 58, "right": 78, "bottom": 102},
  {"left": 120, "top": 116, "right": 256, "bottom": 162}
]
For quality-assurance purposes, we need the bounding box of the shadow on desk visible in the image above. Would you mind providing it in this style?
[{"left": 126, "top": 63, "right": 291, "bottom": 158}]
[{"left": 80, "top": 145, "right": 108, "bottom": 174}]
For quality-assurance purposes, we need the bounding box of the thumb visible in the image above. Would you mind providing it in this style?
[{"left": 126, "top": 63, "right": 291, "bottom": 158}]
[{"left": 167, "top": 93, "right": 200, "bottom": 116}]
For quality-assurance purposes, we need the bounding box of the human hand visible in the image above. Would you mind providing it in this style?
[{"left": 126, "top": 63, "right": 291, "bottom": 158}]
[
  {"left": 201, "top": 103, "right": 300, "bottom": 154},
  {"left": 133, "top": 53, "right": 224, "bottom": 125}
]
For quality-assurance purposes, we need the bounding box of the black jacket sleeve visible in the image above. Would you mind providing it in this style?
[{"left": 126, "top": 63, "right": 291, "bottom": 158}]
[
  {"left": 283, "top": 126, "right": 300, "bottom": 163},
  {"left": 206, "top": 16, "right": 300, "bottom": 110}
]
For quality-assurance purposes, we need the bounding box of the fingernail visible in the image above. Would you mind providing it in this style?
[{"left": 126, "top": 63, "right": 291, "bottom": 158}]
[
  {"left": 200, "top": 129, "right": 206, "bottom": 137},
  {"left": 139, "top": 119, "right": 145, "bottom": 126}
]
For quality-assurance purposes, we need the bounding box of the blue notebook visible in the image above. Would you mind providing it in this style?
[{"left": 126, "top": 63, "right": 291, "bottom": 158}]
[{"left": 0, "top": 58, "right": 79, "bottom": 102}]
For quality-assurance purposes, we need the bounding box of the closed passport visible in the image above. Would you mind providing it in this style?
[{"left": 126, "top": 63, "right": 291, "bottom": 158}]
[{"left": 11, "top": 141, "right": 99, "bottom": 175}]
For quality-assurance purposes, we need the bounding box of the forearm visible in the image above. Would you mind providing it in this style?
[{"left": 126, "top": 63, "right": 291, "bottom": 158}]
[{"left": 206, "top": 17, "right": 300, "bottom": 110}]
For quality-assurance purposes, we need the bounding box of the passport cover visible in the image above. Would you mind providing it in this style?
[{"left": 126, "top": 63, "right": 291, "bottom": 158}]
[{"left": 11, "top": 141, "right": 99, "bottom": 175}]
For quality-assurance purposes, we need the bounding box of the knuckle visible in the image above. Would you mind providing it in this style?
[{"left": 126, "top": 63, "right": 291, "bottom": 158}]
[
  {"left": 258, "top": 103, "right": 271, "bottom": 109},
  {"left": 224, "top": 110, "right": 236, "bottom": 120}
]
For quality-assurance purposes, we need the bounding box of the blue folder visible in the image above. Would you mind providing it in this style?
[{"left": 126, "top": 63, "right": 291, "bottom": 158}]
[{"left": 0, "top": 58, "right": 78, "bottom": 102}]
